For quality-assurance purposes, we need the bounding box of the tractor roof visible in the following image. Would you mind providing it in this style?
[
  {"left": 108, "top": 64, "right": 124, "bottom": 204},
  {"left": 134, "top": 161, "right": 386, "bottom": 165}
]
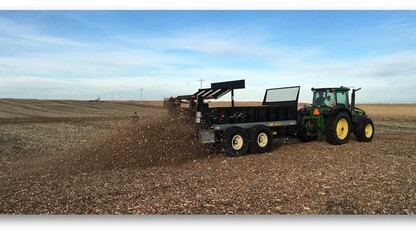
[{"left": 311, "top": 86, "right": 350, "bottom": 92}]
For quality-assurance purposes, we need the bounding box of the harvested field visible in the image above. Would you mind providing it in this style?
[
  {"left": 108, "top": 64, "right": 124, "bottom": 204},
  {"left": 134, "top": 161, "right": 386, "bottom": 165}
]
[
  {"left": 0, "top": 100, "right": 415, "bottom": 214},
  {"left": 357, "top": 104, "right": 416, "bottom": 121},
  {"left": 0, "top": 99, "right": 160, "bottom": 121}
]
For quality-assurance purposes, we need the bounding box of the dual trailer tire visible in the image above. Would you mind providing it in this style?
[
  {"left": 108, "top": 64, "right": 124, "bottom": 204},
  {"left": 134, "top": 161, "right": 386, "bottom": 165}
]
[{"left": 223, "top": 126, "right": 272, "bottom": 157}]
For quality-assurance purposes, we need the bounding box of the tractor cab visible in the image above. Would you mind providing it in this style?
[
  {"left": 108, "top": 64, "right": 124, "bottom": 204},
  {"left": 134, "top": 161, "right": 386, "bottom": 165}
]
[{"left": 312, "top": 87, "right": 350, "bottom": 109}]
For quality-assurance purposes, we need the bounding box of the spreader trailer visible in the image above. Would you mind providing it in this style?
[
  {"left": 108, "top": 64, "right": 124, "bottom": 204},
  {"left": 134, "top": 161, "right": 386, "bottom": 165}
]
[
  {"left": 195, "top": 80, "right": 300, "bottom": 156},
  {"left": 189, "top": 79, "right": 375, "bottom": 157}
]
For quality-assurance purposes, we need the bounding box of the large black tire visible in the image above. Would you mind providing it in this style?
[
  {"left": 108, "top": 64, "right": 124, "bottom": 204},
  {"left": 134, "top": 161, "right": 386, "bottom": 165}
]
[
  {"left": 325, "top": 111, "right": 351, "bottom": 145},
  {"left": 222, "top": 127, "right": 249, "bottom": 157},
  {"left": 249, "top": 125, "right": 273, "bottom": 154},
  {"left": 355, "top": 118, "right": 375, "bottom": 142}
]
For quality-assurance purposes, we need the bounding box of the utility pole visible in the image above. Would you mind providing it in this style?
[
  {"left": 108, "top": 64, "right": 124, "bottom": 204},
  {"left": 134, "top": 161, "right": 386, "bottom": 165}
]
[
  {"left": 197, "top": 79, "right": 205, "bottom": 89},
  {"left": 111, "top": 91, "right": 113, "bottom": 101},
  {"left": 139, "top": 88, "right": 144, "bottom": 104}
]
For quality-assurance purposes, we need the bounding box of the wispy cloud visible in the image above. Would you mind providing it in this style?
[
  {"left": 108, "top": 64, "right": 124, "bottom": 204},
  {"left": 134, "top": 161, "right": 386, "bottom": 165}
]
[
  {"left": 119, "top": 28, "right": 277, "bottom": 57},
  {"left": 0, "top": 16, "right": 86, "bottom": 47},
  {"left": 1, "top": 43, "right": 415, "bottom": 102}
]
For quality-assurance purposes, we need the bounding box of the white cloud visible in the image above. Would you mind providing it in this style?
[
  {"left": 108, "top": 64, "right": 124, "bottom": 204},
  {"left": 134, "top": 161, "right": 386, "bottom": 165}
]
[{"left": 2, "top": 48, "right": 415, "bottom": 102}]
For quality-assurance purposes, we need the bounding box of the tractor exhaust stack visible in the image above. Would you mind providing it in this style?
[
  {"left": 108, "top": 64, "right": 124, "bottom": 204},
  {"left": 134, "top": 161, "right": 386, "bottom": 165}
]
[{"left": 351, "top": 87, "right": 361, "bottom": 111}]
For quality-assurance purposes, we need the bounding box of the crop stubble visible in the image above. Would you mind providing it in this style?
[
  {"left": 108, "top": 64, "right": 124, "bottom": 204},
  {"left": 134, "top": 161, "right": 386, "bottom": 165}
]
[{"left": 0, "top": 102, "right": 415, "bottom": 214}]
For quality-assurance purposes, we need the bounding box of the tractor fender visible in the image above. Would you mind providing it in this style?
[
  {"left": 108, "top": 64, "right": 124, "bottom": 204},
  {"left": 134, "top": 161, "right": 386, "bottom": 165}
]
[
  {"left": 355, "top": 114, "right": 367, "bottom": 122},
  {"left": 352, "top": 114, "right": 367, "bottom": 134}
]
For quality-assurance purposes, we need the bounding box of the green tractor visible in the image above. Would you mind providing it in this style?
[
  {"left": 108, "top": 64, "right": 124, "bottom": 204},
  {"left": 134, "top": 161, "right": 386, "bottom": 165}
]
[{"left": 297, "top": 86, "right": 374, "bottom": 144}]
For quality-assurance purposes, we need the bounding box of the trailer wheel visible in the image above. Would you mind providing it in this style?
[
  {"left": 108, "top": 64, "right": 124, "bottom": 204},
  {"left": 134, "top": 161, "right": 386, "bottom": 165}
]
[
  {"left": 223, "top": 127, "right": 249, "bottom": 157},
  {"left": 325, "top": 111, "right": 351, "bottom": 145},
  {"left": 249, "top": 125, "right": 273, "bottom": 154},
  {"left": 355, "top": 118, "right": 374, "bottom": 142}
]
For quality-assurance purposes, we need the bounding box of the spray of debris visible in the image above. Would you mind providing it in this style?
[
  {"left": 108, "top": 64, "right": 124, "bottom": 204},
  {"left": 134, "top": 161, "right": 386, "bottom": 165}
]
[{"left": 60, "top": 114, "right": 207, "bottom": 174}]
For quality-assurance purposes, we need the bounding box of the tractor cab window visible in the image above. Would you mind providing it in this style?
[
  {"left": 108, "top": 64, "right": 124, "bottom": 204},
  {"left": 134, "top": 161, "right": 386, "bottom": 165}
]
[
  {"left": 314, "top": 91, "right": 326, "bottom": 106},
  {"left": 313, "top": 90, "right": 335, "bottom": 107},
  {"left": 336, "top": 91, "right": 349, "bottom": 108},
  {"left": 324, "top": 92, "right": 336, "bottom": 107}
]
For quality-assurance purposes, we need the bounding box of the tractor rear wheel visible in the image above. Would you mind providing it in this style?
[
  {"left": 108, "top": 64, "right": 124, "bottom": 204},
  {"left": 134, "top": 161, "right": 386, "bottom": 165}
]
[
  {"left": 325, "top": 111, "right": 351, "bottom": 145},
  {"left": 249, "top": 125, "right": 273, "bottom": 154},
  {"left": 355, "top": 118, "right": 374, "bottom": 142},
  {"left": 223, "top": 127, "right": 249, "bottom": 157}
]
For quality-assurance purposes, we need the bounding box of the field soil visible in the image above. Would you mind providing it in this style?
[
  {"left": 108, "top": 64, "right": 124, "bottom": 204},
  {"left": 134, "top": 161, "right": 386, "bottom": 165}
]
[{"left": 0, "top": 100, "right": 415, "bottom": 214}]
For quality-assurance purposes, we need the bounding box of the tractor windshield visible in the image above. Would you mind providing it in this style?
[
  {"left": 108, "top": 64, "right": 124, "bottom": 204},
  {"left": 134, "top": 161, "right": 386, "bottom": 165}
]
[
  {"left": 313, "top": 89, "right": 350, "bottom": 108},
  {"left": 313, "top": 90, "right": 336, "bottom": 107}
]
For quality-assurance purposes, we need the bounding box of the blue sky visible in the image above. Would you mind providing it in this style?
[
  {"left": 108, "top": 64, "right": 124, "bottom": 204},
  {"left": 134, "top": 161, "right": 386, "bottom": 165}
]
[{"left": 0, "top": 11, "right": 415, "bottom": 103}]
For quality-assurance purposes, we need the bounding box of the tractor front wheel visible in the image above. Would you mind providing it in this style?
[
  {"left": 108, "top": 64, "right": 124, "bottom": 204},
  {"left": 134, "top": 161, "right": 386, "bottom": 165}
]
[
  {"left": 223, "top": 127, "right": 249, "bottom": 157},
  {"left": 325, "top": 111, "right": 351, "bottom": 145},
  {"left": 355, "top": 118, "right": 375, "bottom": 142}
]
